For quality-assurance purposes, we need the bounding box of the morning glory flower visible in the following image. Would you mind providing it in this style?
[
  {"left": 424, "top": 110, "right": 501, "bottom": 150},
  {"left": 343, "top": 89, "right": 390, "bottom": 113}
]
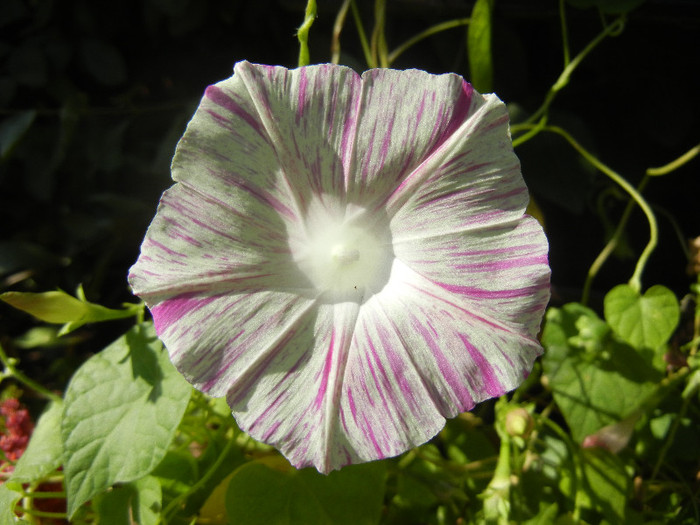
[{"left": 129, "top": 61, "right": 550, "bottom": 474}]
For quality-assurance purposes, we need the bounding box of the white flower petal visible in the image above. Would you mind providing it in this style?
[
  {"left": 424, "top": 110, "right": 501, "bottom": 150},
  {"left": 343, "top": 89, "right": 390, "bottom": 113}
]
[
  {"left": 183, "top": 61, "right": 362, "bottom": 207},
  {"left": 348, "top": 68, "right": 473, "bottom": 207},
  {"left": 149, "top": 290, "right": 317, "bottom": 399},
  {"left": 226, "top": 300, "right": 361, "bottom": 474},
  {"left": 129, "top": 62, "right": 551, "bottom": 474},
  {"left": 393, "top": 217, "right": 550, "bottom": 337},
  {"left": 129, "top": 183, "right": 307, "bottom": 303},
  {"left": 387, "top": 92, "right": 527, "bottom": 236}
]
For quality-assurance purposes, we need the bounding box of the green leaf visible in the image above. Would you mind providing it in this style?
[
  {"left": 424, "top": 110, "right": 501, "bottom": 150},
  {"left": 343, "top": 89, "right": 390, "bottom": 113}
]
[
  {"left": 1, "top": 290, "right": 89, "bottom": 323},
  {"left": 150, "top": 449, "right": 198, "bottom": 500},
  {"left": 131, "top": 476, "right": 162, "bottom": 525},
  {"left": 0, "top": 110, "right": 35, "bottom": 160},
  {"left": 94, "top": 476, "right": 161, "bottom": 525},
  {"left": 225, "top": 461, "right": 386, "bottom": 525},
  {"left": 604, "top": 284, "right": 680, "bottom": 350},
  {"left": 521, "top": 502, "right": 559, "bottom": 525},
  {"left": 542, "top": 304, "right": 661, "bottom": 442},
  {"left": 61, "top": 323, "right": 191, "bottom": 518},
  {"left": 0, "top": 482, "right": 24, "bottom": 525},
  {"left": 0, "top": 288, "right": 141, "bottom": 335},
  {"left": 94, "top": 486, "right": 132, "bottom": 525},
  {"left": 467, "top": 0, "right": 494, "bottom": 93},
  {"left": 10, "top": 400, "right": 64, "bottom": 483},
  {"left": 579, "top": 448, "right": 630, "bottom": 523}
]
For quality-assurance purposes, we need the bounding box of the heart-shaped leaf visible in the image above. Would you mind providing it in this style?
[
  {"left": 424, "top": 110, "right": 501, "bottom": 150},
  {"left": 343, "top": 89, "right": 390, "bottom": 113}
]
[
  {"left": 542, "top": 303, "right": 661, "bottom": 442},
  {"left": 61, "top": 323, "right": 191, "bottom": 518},
  {"left": 604, "top": 284, "right": 680, "bottom": 350}
]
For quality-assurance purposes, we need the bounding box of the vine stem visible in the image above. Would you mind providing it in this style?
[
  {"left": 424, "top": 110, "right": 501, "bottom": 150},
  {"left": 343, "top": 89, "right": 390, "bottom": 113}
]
[
  {"left": 646, "top": 142, "right": 700, "bottom": 176},
  {"left": 387, "top": 18, "right": 470, "bottom": 65},
  {"left": 558, "top": 0, "right": 570, "bottom": 67},
  {"left": 371, "top": 0, "right": 389, "bottom": 68},
  {"left": 159, "top": 431, "right": 238, "bottom": 524},
  {"left": 581, "top": 176, "right": 650, "bottom": 305},
  {"left": 523, "top": 15, "right": 625, "bottom": 127},
  {"left": 0, "top": 343, "right": 62, "bottom": 403},
  {"left": 297, "top": 0, "right": 317, "bottom": 67},
  {"left": 331, "top": 0, "right": 352, "bottom": 64},
  {"left": 518, "top": 124, "right": 657, "bottom": 296},
  {"left": 349, "top": 0, "right": 373, "bottom": 67}
]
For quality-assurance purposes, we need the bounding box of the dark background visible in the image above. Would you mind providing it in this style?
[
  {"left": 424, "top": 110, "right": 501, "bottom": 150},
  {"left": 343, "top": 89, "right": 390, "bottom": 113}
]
[{"left": 1, "top": 0, "right": 699, "bottom": 387}]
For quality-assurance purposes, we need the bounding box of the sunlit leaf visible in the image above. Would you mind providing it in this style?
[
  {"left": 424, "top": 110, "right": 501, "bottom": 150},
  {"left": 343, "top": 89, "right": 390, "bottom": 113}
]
[
  {"left": 1, "top": 290, "right": 88, "bottom": 324},
  {"left": 0, "top": 288, "right": 141, "bottom": 335},
  {"left": 542, "top": 303, "right": 661, "bottom": 442},
  {"left": 0, "top": 482, "right": 24, "bottom": 523},
  {"left": 61, "top": 323, "right": 191, "bottom": 518},
  {"left": 10, "top": 400, "right": 64, "bottom": 483},
  {"left": 604, "top": 284, "right": 680, "bottom": 350},
  {"left": 131, "top": 476, "right": 162, "bottom": 525},
  {"left": 467, "top": 0, "right": 494, "bottom": 93}
]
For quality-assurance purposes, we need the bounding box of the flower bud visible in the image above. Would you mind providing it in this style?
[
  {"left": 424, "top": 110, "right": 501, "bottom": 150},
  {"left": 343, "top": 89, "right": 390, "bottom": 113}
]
[{"left": 505, "top": 407, "right": 534, "bottom": 439}]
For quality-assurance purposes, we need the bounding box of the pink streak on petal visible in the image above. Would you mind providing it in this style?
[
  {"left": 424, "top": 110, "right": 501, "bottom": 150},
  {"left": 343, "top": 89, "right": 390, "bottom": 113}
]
[
  {"left": 146, "top": 239, "right": 187, "bottom": 258},
  {"left": 362, "top": 414, "right": 383, "bottom": 456},
  {"left": 410, "top": 314, "right": 475, "bottom": 408},
  {"left": 314, "top": 331, "right": 335, "bottom": 409},
  {"left": 346, "top": 387, "right": 357, "bottom": 421},
  {"left": 437, "top": 284, "right": 540, "bottom": 300},
  {"left": 151, "top": 293, "right": 218, "bottom": 334},
  {"left": 204, "top": 85, "right": 264, "bottom": 137},
  {"left": 455, "top": 254, "right": 549, "bottom": 272},
  {"left": 460, "top": 334, "right": 503, "bottom": 397}
]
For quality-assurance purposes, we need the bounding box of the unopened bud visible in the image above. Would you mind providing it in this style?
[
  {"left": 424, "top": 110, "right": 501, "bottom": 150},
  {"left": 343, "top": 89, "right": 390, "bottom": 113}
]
[{"left": 505, "top": 408, "right": 534, "bottom": 438}]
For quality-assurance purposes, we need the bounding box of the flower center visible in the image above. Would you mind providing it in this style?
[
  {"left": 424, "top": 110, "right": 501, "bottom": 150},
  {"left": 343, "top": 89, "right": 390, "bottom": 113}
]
[
  {"left": 290, "top": 198, "right": 394, "bottom": 302},
  {"left": 331, "top": 244, "right": 360, "bottom": 265}
]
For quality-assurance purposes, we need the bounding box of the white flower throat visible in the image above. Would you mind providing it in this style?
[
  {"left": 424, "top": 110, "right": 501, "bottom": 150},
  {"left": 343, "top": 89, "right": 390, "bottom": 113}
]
[{"left": 290, "top": 197, "right": 394, "bottom": 301}]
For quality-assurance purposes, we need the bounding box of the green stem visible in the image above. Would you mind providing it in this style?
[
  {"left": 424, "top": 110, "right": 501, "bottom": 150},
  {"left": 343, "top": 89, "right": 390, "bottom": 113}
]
[
  {"left": 20, "top": 490, "right": 67, "bottom": 499},
  {"left": 582, "top": 176, "right": 650, "bottom": 304},
  {"left": 387, "top": 18, "right": 470, "bottom": 65},
  {"left": 559, "top": 0, "right": 571, "bottom": 66},
  {"left": 511, "top": 115, "right": 547, "bottom": 148},
  {"left": 18, "top": 508, "right": 68, "bottom": 519},
  {"left": 0, "top": 343, "right": 62, "bottom": 403},
  {"left": 541, "top": 125, "right": 657, "bottom": 294},
  {"left": 482, "top": 436, "right": 511, "bottom": 524},
  {"left": 523, "top": 15, "right": 624, "bottom": 126},
  {"left": 297, "top": 0, "right": 317, "bottom": 67},
  {"left": 350, "top": 0, "right": 373, "bottom": 67},
  {"left": 159, "top": 432, "right": 238, "bottom": 524},
  {"left": 693, "top": 275, "right": 700, "bottom": 356},
  {"left": 371, "top": 0, "right": 389, "bottom": 68},
  {"left": 331, "top": 0, "right": 353, "bottom": 64},
  {"left": 646, "top": 142, "right": 700, "bottom": 176}
]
